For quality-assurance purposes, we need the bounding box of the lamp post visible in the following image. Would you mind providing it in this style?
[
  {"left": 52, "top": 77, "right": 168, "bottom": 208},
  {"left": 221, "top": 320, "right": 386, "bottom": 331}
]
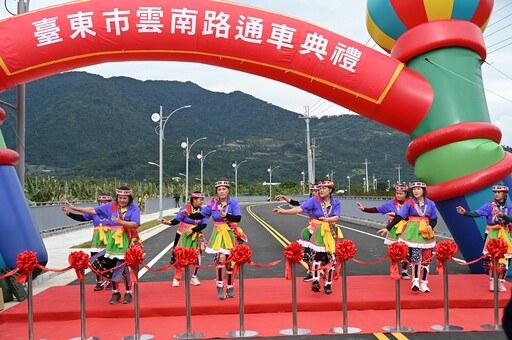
[
  {"left": 301, "top": 170, "right": 305, "bottom": 195},
  {"left": 197, "top": 150, "right": 216, "bottom": 193},
  {"left": 267, "top": 166, "right": 279, "bottom": 200},
  {"left": 347, "top": 174, "right": 354, "bottom": 196},
  {"left": 151, "top": 105, "right": 191, "bottom": 219},
  {"left": 181, "top": 137, "right": 207, "bottom": 197},
  {"left": 232, "top": 160, "right": 248, "bottom": 200}
]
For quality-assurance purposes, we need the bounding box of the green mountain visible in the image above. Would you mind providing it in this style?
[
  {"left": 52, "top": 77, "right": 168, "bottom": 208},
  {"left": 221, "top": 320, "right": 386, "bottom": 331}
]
[{"left": 0, "top": 71, "right": 415, "bottom": 187}]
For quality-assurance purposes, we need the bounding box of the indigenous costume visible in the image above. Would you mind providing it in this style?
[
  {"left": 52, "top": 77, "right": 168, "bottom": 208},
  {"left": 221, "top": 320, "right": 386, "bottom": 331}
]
[
  {"left": 298, "top": 181, "right": 343, "bottom": 294},
  {"left": 285, "top": 184, "right": 319, "bottom": 282},
  {"left": 64, "top": 194, "right": 112, "bottom": 291},
  {"left": 92, "top": 187, "right": 140, "bottom": 304},
  {"left": 359, "top": 185, "right": 410, "bottom": 278},
  {"left": 459, "top": 184, "right": 512, "bottom": 292},
  {"left": 190, "top": 181, "right": 245, "bottom": 300},
  {"left": 386, "top": 182, "right": 437, "bottom": 293},
  {"left": 169, "top": 192, "right": 208, "bottom": 286}
]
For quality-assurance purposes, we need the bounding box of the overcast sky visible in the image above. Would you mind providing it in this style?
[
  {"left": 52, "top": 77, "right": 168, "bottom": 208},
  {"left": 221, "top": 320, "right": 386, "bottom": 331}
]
[{"left": 1, "top": 0, "right": 511, "bottom": 146}]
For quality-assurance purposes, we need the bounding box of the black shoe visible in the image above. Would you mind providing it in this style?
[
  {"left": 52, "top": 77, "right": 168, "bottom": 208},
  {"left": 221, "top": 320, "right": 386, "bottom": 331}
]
[
  {"left": 109, "top": 292, "right": 121, "bottom": 304},
  {"left": 303, "top": 273, "right": 314, "bottom": 282},
  {"left": 324, "top": 284, "right": 332, "bottom": 295},
  {"left": 311, "top": 280, "right": 321, "bottom": 292},
  {"left": 94, "top": 282, "right": 104, "bottom": 291},
  {"left": 401, "top": 271, "right": 411, "bottom": 280},
  {"left": 123, "top": 293, "right": 132, "bottom": 304},
  {"left": 105, "top": 282, "right": 113, "bottom": 291}
]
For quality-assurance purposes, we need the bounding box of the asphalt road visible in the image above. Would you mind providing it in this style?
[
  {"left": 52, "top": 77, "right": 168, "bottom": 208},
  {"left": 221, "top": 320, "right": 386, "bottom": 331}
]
[{"left": 74, "top": 202, "right": 506, "bottom": 340}]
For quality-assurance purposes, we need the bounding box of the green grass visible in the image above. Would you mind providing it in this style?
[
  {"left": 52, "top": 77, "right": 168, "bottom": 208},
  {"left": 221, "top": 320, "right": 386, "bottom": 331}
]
[{"left": 71, "top": 214, "right": 175, "bottom": 249}]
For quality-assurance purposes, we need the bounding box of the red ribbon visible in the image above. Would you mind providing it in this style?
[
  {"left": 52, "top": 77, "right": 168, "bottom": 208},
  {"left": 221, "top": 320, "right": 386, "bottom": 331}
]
[
  {"left": 15, "top": 251, "right": 38, "bottom": 283},
  {"left": 124, "top": 246, "right": 145, "bottom": 284},
  {"left": 227, "top": 244, "right": 252, "bottom": 276},
  {"left": 387, "top": 242, "right": 409, "bottom": 280},
  {"left": 68, "top": 251, "right": 90, "bottom": 281},
  {"left": 284, "top": 242, "right": 303, "bottom": 280},
  {"left": 435, "top": 240, "right": 458, "bottom": 274}
]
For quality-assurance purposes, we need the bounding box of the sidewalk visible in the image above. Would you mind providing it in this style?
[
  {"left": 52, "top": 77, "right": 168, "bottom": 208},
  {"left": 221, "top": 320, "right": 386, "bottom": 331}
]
[{"left": 3, "top": 208, "right": 179, "bottom": 310}]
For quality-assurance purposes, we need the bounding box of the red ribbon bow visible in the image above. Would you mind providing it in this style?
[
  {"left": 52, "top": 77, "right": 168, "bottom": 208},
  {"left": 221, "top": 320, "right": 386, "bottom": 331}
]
[
  {"left": 334, "top": 240, "right": 357, "bottom": 278},
  {"left": 387, "top": 242, "right": 409, "bottom": 280},
  {"left": 487, "top": 238, "right": 508, "bottom": 259},
  {"left": 435, "top": 240, "right": 458, "bottom": 274},
  {"left": 68, "top": 251, "right": 90, "bottom": 281},
  {"left": 16, "top": 251, "right": 38, "bottom": 284},
  {"left": 227, "top": 244, "right": 253, "bottom": 276},
  {"left": 284, "top": 242, "right": 303, "bottom": 280},
  {"left": 124, "top": 246, "right": 145, "bottom": 284},
  {"left": 174, "top": 247, "right": 199, "bottom": 267}
]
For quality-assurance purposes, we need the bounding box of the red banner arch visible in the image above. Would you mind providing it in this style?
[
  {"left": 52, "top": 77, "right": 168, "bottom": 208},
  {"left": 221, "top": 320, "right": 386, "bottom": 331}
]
[{"left": 0, "top": 0, "right": 432, "bottom": 134}]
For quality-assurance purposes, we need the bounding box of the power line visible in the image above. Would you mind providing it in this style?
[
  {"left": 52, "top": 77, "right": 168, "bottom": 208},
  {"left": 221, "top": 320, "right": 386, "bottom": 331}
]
[
  {"left": 484, "top": 60, "right": 512, "bottom": 82},
  {"left": 488, "top": 41, "right": 512, "bottom": 54},
  {"left": 493, "top": 2, "right": 512, "bottom": 14},
  {"left": 425, "top": 57, "right": 512, "bottom": 103},
  {"left": 486, "top": 35, "right": 512, "bottom": 49}
]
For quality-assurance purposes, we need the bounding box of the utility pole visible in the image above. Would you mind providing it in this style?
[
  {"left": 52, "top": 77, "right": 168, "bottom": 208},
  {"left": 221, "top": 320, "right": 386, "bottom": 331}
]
[
  {"left": 396, "top": 164, "right": 402, "bottom": 184},
  {"left": 363, "top": 158, "right": 370, "bottom": 193},
  {"left": 311, "top": 138, "right": 317, "bottom": 183},
  {"left": 15, "top": 0, "right": 29, "bottom": 188},
  {"left": 300, "top": 106, "right": 314, "bottom": 186}
]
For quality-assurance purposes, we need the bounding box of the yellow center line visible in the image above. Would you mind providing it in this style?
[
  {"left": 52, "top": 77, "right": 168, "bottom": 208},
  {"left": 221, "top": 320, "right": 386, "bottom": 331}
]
[{"left": 246, "top": 204, "right": 308, "bottom": 270}]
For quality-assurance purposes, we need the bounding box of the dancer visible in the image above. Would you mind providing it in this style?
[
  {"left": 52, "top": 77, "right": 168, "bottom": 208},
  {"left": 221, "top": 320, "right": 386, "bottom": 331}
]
[
  {"left": 378, "top": 181, "right": 437, "bottom": 293},
  {"left": 61, "top": 193, "right": 112, "bottom": 291},
  {"left": 66, "top": 186, "right": 140, "bottom": 304},
  {"left": 357, "top": 184, "right": 411, "bottom": 279},
  {"left": 456, "top": 184, "right": 512, "bottom": 292},
  {"left": 161, "top": 191, "right": 208, "bottom": 287},
  {"left": 275, "top": 184, "right": 320, "bottom": 281},
  {"left": 188, "top": 181, "right": 246, "bottom": 300},
  {"left": 274, "top": 181, "right": 343, "bottom": 294}
]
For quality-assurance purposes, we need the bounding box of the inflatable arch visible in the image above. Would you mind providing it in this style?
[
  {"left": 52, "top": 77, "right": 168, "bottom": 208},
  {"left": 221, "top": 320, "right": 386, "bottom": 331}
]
[{"left": 0, "top": 0, "right": 510, "bottom": 273}]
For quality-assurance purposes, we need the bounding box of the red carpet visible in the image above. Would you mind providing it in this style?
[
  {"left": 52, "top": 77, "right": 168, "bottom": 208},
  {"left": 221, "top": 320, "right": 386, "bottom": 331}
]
[{"left": 0, "top": 274, "right": 509, "bottom": 339}]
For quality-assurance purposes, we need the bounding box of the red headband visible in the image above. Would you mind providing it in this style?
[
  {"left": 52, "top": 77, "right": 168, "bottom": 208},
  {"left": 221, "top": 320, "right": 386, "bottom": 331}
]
[
  {"left": 317, "top": 181, "right": 334, "bottom": 188},
  {"left": 97, "top": 195, "right": 113, "bottom": 201},
  {"left": 492, "top": 185, "right": 509, "bottom": 193},
  {"left": 116, "top": 189, "right": 132, "bottom": 196},
  {"left": 409, "top": 181, "right": 426, "bottom": 188},
  {"left": 215, "top": 181, "right": 230, "bottom": 188},
  {"left": 190, "top": 192, "right": 205, "bottom": 198},
  {"left": 394, "top": 185, "right": 409, "bottom": 192}
]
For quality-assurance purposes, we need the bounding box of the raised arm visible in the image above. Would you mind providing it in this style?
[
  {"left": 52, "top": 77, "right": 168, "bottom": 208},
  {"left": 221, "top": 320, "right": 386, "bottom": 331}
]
[{"left": 65, "top": 200, "right": 96, "bottom": 215}]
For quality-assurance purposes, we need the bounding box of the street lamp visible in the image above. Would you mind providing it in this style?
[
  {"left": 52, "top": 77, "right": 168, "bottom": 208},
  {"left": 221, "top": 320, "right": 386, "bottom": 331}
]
[
  {"left": 232, "top": 160, "right": 248, "bottom": 200},
  {"left": 301, "top": 170, "right": 305, "bottom": 195},
  {"left": 151, "top": 104, "right": 191, "bottom": 219},
  {"left": 197, "top": 150, "right": 216, "bottom": 193},
  {"left": 267, "top": 166, "right": 279, "bottom": 200},
  {"left": 181, "top": 137, "right": 207, "bottom": 197},
  {"left": 347, "top": 174, "right": 354, "bottom": 196}
]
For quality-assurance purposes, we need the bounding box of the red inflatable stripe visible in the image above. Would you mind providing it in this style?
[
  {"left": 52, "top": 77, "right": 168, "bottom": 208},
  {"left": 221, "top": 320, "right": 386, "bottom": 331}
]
[
  {"left": 0, "top": 148, "right": 20, "bottom": 165},
  {"left": 428, "top": 152, "right": 512, "bottom": 202},
  {"left": 405, "top": 122, "right": 502, "bottom": 165},
  {"left": 391, "top": 20, "right": 486, "bottom": 63}
]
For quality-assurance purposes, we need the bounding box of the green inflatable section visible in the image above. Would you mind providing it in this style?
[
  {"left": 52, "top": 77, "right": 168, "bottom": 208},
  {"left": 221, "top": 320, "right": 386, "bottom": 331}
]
[
  {"left": 408, "top": 47, "right": 490, "bottom": 139},
  {"left": 415, "top": 138, "right": 505, "bottom": 184}
]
